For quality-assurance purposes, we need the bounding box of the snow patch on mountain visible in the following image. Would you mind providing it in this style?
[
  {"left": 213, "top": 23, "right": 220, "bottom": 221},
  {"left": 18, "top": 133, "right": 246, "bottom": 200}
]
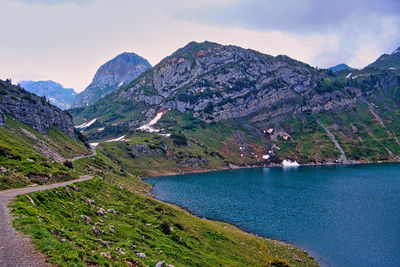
[{"left": 76, "top": 118, "right": 97, "bottom": 129}]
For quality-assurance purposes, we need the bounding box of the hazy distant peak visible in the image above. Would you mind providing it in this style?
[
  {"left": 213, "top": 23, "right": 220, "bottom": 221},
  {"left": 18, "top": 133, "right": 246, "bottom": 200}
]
[
  {"left": 19, "top": 80, "right": 76, "bottom": 110},
  {"left": 328, "top": 64, "right": 354, "bottom": 72},
  {"left": 73, "top": 51, "right": 151, "bottom": 107}
]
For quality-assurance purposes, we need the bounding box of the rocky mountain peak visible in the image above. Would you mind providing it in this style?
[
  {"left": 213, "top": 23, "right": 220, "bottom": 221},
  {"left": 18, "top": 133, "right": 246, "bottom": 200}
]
[
  {"left": 170, "top": 41, "right": 221, "bottom": 58},
  {"left": 73, "top": 52, "right": 151, "bottom": 107},
  {"left": 85, "top": 41, "right": 323, "bottom": 128},
  {"left": 71, "top": 41, "right": 400, "bottom": 145},
  {"left": 92, "top": 52, "right": 151, "bottom": 86}
]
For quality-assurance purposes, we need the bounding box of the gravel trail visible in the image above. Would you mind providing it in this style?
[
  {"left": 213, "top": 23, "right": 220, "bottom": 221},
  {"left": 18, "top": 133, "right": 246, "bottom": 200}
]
[{"left": 0, "top": 146, "right": 96, "bottom": 267}]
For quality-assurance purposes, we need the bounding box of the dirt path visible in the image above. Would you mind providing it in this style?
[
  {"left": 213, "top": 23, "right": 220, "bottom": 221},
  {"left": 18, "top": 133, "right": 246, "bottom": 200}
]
[
  {"left": 70, "top": 145, "right": 97, "bottom": 162},
  {"left": 0, "top": 175, "right": 93, "bottom": 267},
  {"left": 0, "top": 146, "right": 96, "bottom": 267}
]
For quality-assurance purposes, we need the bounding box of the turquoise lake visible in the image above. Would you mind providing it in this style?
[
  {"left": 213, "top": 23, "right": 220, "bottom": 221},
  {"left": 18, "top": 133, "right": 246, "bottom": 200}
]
[{"left": 146, "top": 164, "right": 400, "bottom": 267}]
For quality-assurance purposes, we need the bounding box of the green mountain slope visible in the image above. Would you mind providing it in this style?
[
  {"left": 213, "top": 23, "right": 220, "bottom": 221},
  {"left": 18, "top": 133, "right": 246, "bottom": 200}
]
[
  {"left": 10, "top": 145, "right": 317, "bottom": 266},
  {"left": 0, "top": 79, "right": 91, "bottom": 190},
  {"left": 366, "top": 47, "right": 400, "bottom": 72},
  {"left": 0, "top": 116, "right": 90, "bottom": 190},
  {"left": 1, "top": 75, "right": 317, "bottom": 266},
  {"left": 71, "top": 42, "right": 400, "bottom": 165}
]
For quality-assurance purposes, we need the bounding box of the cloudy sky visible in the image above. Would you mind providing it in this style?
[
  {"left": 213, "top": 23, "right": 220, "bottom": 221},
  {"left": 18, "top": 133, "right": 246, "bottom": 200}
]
[{"left": 1, "top": 0, "right": 399, "bottom": 92}]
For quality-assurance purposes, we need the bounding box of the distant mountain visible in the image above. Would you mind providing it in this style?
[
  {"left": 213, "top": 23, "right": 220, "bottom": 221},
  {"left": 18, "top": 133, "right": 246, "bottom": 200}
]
[
  {"left": 73, "top": 52, "right": 151, "bottom": 107},
  {"left": 19, "top": 80, "right": 76, "bottom": 110},
  {"left": 328, "top": 64, "right": 354, "bottom": 72},
  {"left": 0, "top": 79, "right": 78, "bottom": 138},
  {"left": 367, "top": 47, "right": 400, "bottom": 71}
]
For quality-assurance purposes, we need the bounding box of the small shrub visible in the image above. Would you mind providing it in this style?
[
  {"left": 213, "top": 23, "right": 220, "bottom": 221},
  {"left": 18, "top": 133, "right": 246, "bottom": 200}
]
[
  {"left": 171, "top": 133, "right": 188, "bottom": 147},
  {"left": 63, "top": 161, "right": 73, "bottom": 169},
  {"left": 271, "top": 257, "right": 290, "bottom": 267},
  {"left": 160, "top": 220, "right": 173, "bottom": 235}
]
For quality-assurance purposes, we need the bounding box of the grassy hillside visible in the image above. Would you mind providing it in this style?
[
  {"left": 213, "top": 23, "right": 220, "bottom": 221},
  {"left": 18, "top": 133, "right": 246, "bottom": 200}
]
[
  {"left": 84, "top": 100, "right": 400, "bottom": 181},
  {"left": 0, "top": 116, "right": 90, "bottom": 190},
  {"left": 71, "top": 70, "right": 400, "bottom": 167},
  {"left": 10, "top": 148, "right": 318, "bottom": 267}
]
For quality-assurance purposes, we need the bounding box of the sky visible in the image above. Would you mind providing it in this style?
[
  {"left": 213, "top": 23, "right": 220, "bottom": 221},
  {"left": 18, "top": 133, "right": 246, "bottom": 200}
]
[{"left": 0, "top": 0, "right": 399, "bottom": 92}]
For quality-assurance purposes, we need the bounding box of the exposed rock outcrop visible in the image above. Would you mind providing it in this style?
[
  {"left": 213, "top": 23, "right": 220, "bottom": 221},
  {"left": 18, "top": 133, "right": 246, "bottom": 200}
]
[
  {"left": 0, "top": 111, "right": 5, "bottom": 127},
  {"left": 71, "top": 41, "right": 400, "bottom": 155},
  {"left": 117, "top": 41, "right": 321, "bottom": 124},
  {"left": 73, "top": 41, "right": 363, "bottom": 130},
  {"left": 73, "top": 52, "right": 151, "bottom": 107},
  {"left": 0, "top": 79, "right": 77, "bottom": 139}
]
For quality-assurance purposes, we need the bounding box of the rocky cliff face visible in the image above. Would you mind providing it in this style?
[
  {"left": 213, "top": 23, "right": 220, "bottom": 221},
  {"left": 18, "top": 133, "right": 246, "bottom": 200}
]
[
  {"left": 0, "top": 79, "right": 77, "bottom": 139},
  {"left": 70, "top": 41, "right": 400, "bottom": 165},
  {"left": 73, "top": 52, "right": 151, "bottom": 107},
  {"left": 73, "top": 41, "right": 361, "bottom": 129},
  {"left": 19, "top": 80, "right": 77, "bottom": 110},
  {"left": 0, "top": 110, "right": 5, "bottom": 127},
  {"left": 119, "top": 42, "right": 322, "bottom": 123}
]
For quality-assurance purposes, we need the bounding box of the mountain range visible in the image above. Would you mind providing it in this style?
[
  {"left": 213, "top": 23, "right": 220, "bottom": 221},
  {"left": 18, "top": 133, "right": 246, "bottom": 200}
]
[
  {"left": 19, "top": 80, "right": 77, "bottom": 110},
  {"left": 1, "top": 41, "right": 400, "bottom": 267},
  {"left": 19, "top": 52, "right": 151, "bottom": 110},
  {"left": 71, "top": 41, "right": 400, "bottom": 166},
  {"left": 0, "top": 57, "right": 316, "bottom": 267},
  {"left": 0, "top": 79, "right": 78, "bottom": 139}
]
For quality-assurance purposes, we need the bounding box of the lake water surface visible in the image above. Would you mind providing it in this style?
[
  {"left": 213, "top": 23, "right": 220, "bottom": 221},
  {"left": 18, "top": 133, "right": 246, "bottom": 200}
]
[{"left": 146, "top": 164, "right": 400, "bottom": 267}]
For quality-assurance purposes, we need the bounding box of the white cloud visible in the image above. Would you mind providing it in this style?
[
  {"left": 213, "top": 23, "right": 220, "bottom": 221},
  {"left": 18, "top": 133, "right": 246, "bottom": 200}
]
[
  {"left": 0, "top": 0, "right": 398, "bottom": 92},
  {"left": 13, "top": 0, "right": 94, "bottom": 6}
]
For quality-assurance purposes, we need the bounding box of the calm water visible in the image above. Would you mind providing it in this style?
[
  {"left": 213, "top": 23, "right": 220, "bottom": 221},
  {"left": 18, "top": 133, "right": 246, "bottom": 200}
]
[{"left": 146, "top": 164, "right": 400, "bottom": 267}]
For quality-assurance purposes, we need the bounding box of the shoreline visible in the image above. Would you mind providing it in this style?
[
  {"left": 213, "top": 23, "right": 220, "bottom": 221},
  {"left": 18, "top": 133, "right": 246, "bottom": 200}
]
[
  {"left": 142, "top": 160, "right": 400, "bottom": 266},
  {"left": 146, "top": 180, "right": 321, "bottom": 266},
  {"left": 141, "top": 159, "right": 400, "bottom": 180}
]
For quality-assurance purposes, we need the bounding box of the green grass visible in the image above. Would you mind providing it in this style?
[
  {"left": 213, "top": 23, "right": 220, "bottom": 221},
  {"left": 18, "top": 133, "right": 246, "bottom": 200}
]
[
  {"left": 0, "top": 116, "right": 90, "bottom": 190},
  {"left": 10, "top": 150, "right": 317, "bottom": 267},
  {"left": 98, "top": 131, "right": 228, "bottom": 178}
]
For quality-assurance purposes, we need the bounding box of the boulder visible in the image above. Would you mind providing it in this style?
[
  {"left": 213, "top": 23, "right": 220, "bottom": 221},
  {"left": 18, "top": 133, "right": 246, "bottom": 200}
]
[
  {"left": 107, "top": 208, "right": 117, "bottom": 214},
  {"left": 97, "top": 208, "right": 106, "bottom": 215},
  {"left": 100, "top": 252, "right": 111, "bottom": 259},
  {"left": 92, "top": 227, "right": 104, "bottom": 236},
  {"left": 118, "top": 248, "right": 126, "bottom": 255},
  {"left": 98, "top": 239, "right": 109, "bottom": 248},
  {"left": 80, "top": 215, "right": 92, "bottom": 224},
  {"left": 136, "top": 252, "right": 146, "bottom": 258}
]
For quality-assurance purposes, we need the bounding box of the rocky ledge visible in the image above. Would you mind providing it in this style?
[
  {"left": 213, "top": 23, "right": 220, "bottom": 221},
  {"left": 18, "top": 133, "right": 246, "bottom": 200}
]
[{"left": 0, "top": 79, "right": 77, "bottom": 139}]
